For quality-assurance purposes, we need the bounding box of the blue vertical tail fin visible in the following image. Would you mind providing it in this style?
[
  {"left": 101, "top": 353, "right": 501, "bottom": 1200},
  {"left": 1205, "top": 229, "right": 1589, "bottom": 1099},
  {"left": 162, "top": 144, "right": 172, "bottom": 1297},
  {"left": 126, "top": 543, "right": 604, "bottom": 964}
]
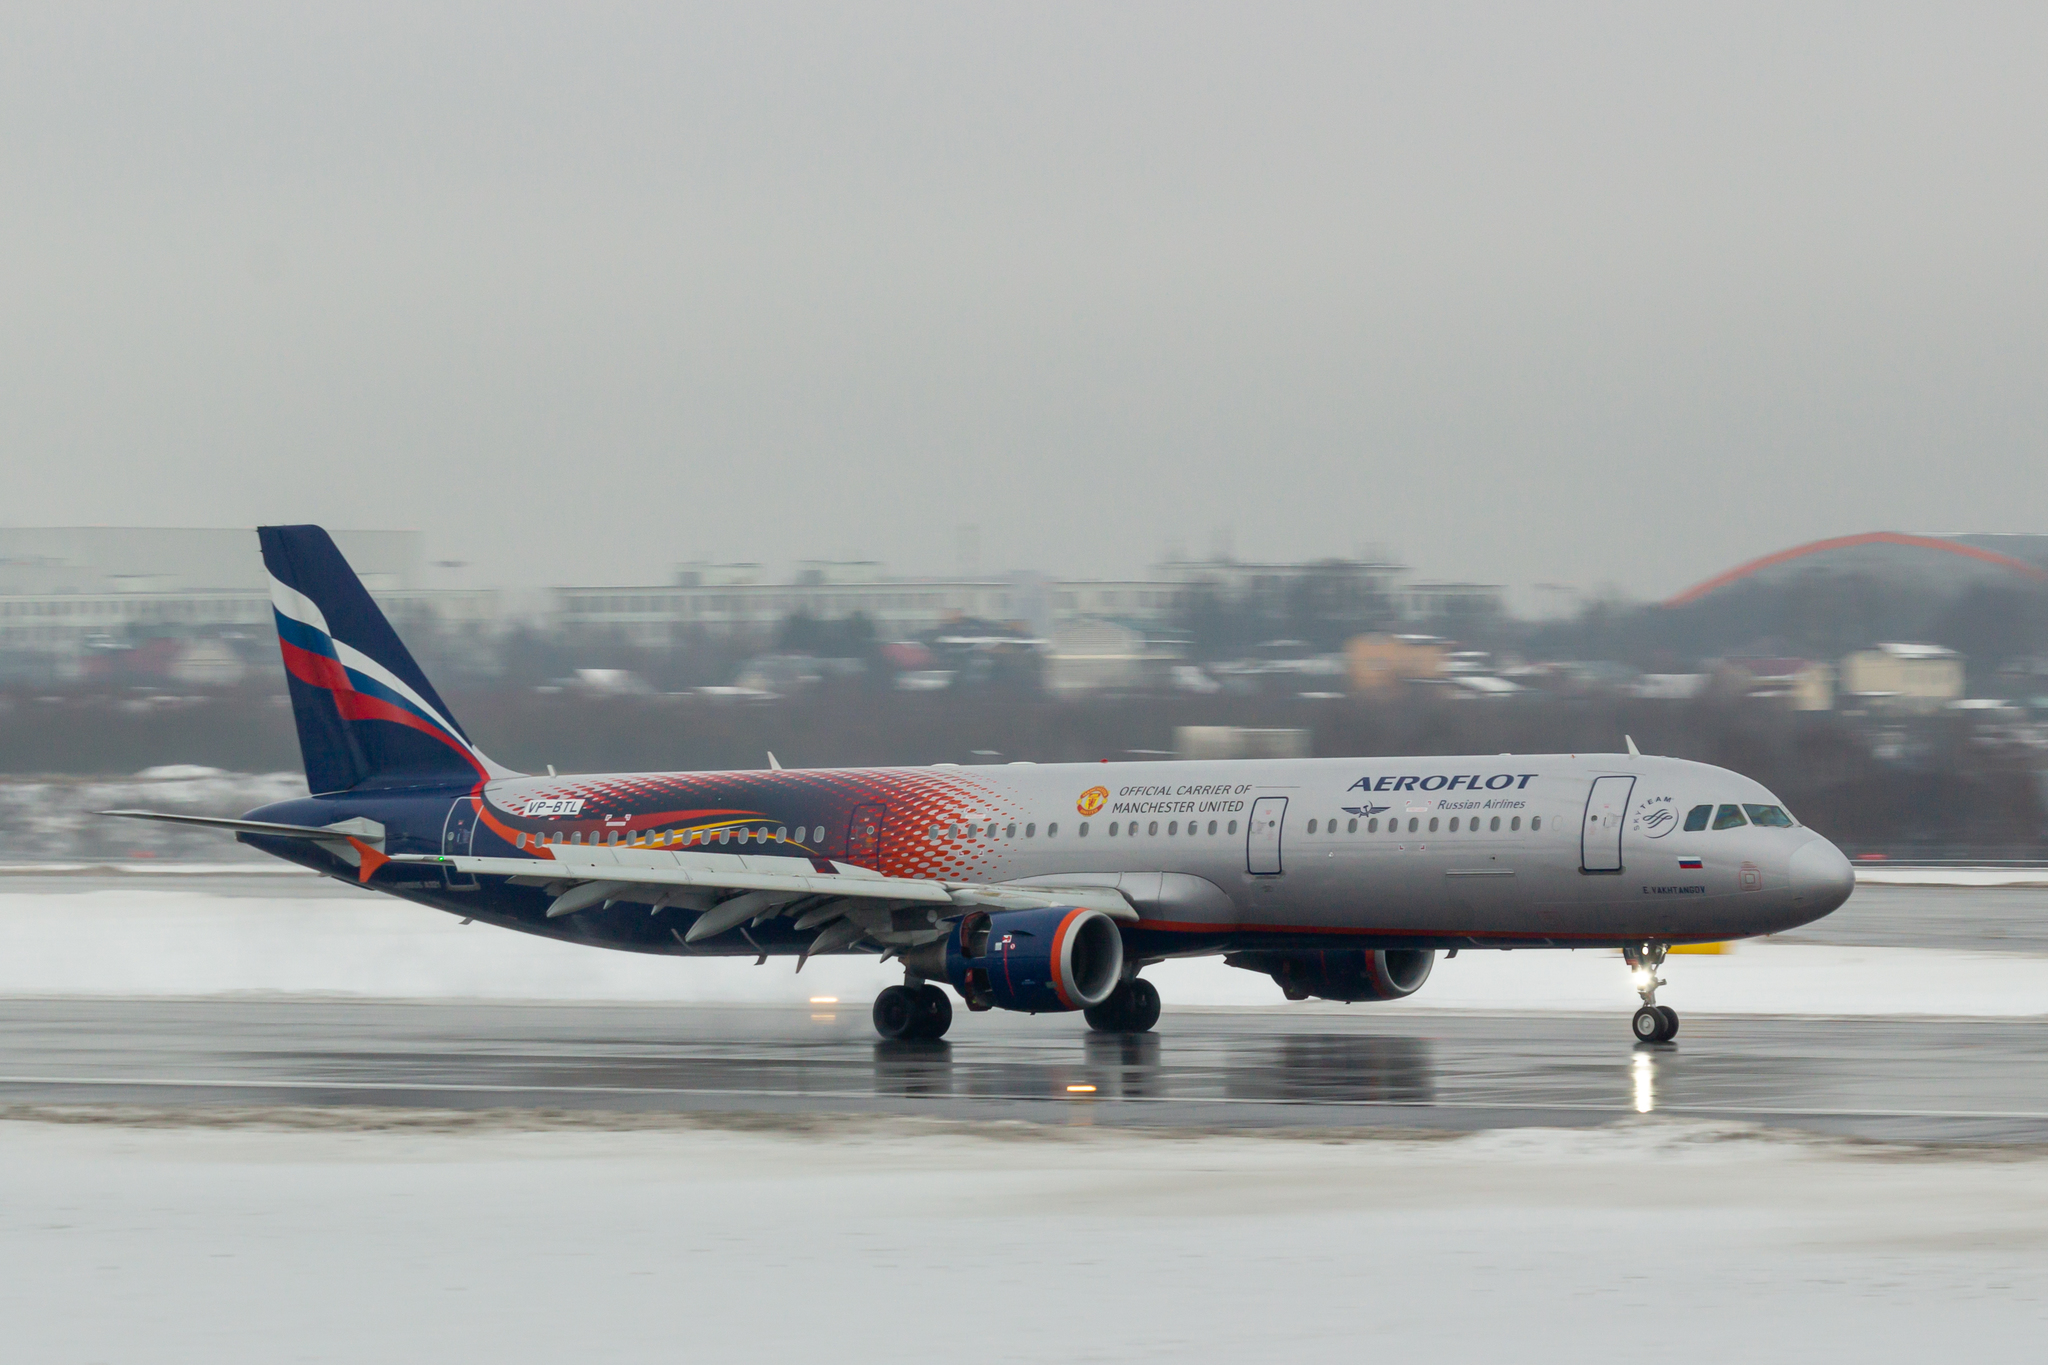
[{"left": 259, "top": 525, "right": 510, "bottom": 794}]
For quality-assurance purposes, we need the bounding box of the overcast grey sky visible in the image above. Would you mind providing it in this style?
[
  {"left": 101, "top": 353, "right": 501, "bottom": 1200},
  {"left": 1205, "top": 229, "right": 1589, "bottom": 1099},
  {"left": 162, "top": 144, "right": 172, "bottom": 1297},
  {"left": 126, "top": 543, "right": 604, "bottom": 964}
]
[{"left": 3, "top": 3, "right": 2044, "bottom": 604}]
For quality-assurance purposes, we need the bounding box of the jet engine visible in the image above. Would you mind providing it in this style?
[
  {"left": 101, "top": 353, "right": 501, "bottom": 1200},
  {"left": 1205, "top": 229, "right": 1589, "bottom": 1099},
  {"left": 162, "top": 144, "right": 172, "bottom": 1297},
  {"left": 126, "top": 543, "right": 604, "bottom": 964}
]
[
  {"left": 906, "top": 906, "right": 1125, "bottom": 1013},
  {"left": 1224, "top": 948, "right": 1435, "bottom": 1003}
]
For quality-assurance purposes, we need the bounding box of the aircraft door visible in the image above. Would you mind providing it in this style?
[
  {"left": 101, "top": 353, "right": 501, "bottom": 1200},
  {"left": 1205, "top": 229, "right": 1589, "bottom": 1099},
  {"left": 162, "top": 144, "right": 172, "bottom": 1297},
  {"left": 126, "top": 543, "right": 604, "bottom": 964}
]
[
  {"left": 1580, "top": 776, "right": 1634, "bottom": 873},
  {"left": 441, "top": 796, "right": 480, "bottom": 889},
  {"left": 846, "top": 803, "right": 887, "bottom": 867},
  {"left": 1246, "top": 796, "right": 1288, "bottom": 875}
]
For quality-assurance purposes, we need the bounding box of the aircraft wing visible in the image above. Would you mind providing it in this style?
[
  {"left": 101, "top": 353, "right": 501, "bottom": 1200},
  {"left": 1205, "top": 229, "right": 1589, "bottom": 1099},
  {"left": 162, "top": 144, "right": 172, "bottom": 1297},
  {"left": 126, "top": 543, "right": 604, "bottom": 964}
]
[{"left": 389, "top": 848, "right": 1138, "bottom": 926}]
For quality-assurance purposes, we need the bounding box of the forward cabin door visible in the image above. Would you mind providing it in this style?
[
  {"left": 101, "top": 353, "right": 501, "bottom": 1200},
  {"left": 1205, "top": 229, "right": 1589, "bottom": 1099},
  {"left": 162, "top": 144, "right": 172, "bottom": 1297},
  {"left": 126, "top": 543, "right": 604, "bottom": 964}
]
[
  {"left": 1246, "top": 796, "right": 1288, "bottom": 875},
  {"left": 845, "top": 803, "right": 887, "bottom": 868},
  {"left": 441, "top": 796, "right": 480, "bottom": 888},
  {"left": 1580, "top": 776, "right": 1634, "bottom": 874}
]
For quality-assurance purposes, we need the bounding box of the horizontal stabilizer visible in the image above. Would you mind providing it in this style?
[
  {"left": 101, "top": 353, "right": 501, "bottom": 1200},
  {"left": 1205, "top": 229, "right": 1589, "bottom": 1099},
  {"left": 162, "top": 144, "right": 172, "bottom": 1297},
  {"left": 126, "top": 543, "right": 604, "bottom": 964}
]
[{"left": 100, "top": 810, "right": 383, "bottom": 843}]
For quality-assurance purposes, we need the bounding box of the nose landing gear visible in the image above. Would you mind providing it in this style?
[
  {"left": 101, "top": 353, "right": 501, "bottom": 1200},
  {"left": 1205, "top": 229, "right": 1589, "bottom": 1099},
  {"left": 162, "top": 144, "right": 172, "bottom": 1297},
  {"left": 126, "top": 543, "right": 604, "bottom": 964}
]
[{"left": 1625, "top": 942, "right": 1679, "bottom": 1044}]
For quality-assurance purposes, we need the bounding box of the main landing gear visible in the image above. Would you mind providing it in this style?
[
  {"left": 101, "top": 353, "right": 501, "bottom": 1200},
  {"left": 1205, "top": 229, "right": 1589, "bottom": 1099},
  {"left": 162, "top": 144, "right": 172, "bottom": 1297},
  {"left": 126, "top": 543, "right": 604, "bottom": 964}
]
[
  {"left": 1625, "top": 942, "right": 1679, "bottom": 1044},
  {"left": 873, "top": 982, "right": 953, "bottom": 1041},
  {"left": 1085, "top": 977, "right": 1161, "bottom": 1034}
]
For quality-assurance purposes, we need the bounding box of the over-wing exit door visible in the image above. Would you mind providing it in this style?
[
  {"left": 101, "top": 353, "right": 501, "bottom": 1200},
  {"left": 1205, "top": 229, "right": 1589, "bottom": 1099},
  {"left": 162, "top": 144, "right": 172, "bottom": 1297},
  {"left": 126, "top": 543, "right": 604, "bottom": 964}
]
[
  {"left": 846, "top": 803, "right": 887, "bottom": 867},
  {"left": 1246, "top": 796, "right": 1287, "bottom": 875},
  {"left": 1581, "top": 776, "right": 1634, "bottom": 873}
]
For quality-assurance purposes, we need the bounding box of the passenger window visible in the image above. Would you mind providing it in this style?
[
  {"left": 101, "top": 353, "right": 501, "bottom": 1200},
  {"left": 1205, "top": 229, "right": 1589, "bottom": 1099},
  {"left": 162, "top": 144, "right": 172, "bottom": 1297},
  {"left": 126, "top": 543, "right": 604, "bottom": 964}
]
[
  {"left": 1713, "top": 804, "right": 1748, "bottom": 830},
  {"left": 1228, "top": 821, "right": 1238, "bottom": 834},
  {"left": 813, "top": 826, "right": 825, "bottom": 843},
  {"left": 1026, "top": 823, "right": 1036, "bottom": 838},
  {"left": 1148, "top": 821, "right": 1159, "bottom": 836},
  {"left": 1208, "top": 820, "right": 1218, "bottom": 834},
  {"left": 1168, "top": 821, "right": 1178, "bottom": 835},
  {"left": 1428, "top": 817, "right": 1439, "bottom": 832},
  {"left": 1408, "top": 818, "right": 1418, "bottom": 833},
  {"left": 1048, "top": 822, "right": 1058, "bottom": 837},
  {"left": 1108, "top": 822, "right": 1118, "bottom": 837},
  {"left": 1006, "top": 823, "right": 1017, "bottom": 838},
  {"left": 1348, "top": 818, "right": 1358, "bottom": 833},
  {"left": 1077, "top": 822, "right": 1088, "bottom": 837},
  {"left": 1510, "top": 817, "right": 1520, "bottom": 831},
  {"left": 1448, "top": 817, "right": 1459, "bottom": 832},
  {"left": 1744, "top": 804, "right": 1794, "bottom": 828},
  {"left": 1490, "top": 816, "right": 1500, "bottom": 832},
  {"left": 1308, "top": 819, "right": 1319, "bottom": 834},
  {"left": 1531, "top": 817, "right": 1541, "bottom": 831},
  {"left": 1368, "top": 818, "right": 1379, "bottom": 833}
]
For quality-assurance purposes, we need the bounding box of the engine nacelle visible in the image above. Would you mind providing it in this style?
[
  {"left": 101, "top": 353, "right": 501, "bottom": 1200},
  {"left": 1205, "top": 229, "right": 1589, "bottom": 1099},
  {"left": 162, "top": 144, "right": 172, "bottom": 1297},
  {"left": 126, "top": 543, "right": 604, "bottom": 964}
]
[
  {"left": 1224, "top": 948, "right": 1435, "bottom": 1003},
  {"left": 930, "top": 906, "right": 1125, "bottom": 1013}
]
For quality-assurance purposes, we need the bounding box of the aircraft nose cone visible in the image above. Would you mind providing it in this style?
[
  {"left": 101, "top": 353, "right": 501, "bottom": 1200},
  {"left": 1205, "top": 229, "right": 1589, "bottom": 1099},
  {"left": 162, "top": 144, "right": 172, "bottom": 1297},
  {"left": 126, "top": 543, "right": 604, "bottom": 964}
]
[{"left": 1788, "top": 838, "right": 1854, "bottom": 916}]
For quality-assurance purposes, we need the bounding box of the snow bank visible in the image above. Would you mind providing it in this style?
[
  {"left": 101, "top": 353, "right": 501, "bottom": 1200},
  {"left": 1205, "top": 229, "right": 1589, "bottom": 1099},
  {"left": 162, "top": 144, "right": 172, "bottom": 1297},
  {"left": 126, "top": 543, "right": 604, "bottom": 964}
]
[
  {"left": 2, "top": 1116, "right": 2044, "bottom": 1364},
  {"left": 1852, "top": 865, "right": 2048, "bottom": 887},
  {"left": 2, "top": 887, "right": 2044, "bottom": 1016}
]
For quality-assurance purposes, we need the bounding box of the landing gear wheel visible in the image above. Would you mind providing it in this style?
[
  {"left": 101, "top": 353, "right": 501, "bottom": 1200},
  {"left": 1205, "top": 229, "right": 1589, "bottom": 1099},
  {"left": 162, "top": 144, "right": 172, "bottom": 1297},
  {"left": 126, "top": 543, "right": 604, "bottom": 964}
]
[
  {"left": 872, "top": 985, "right": 916, "bottom": 1040},
  {"left": 1656, "top": 1005, "right": 1679, "bottom": 1040},
  {"left": 1085, "top": 978, "right": 1161, "bottom": 1034},
  {"left": 1632, "top": 1005, "right": 1665, "bottom": 1044},
  {"left": 1125, "top": 978, "right": 1161, "bottom": 1033},
  {"left": 911, "top": 984, "right": 953, "bottom": 1040}
]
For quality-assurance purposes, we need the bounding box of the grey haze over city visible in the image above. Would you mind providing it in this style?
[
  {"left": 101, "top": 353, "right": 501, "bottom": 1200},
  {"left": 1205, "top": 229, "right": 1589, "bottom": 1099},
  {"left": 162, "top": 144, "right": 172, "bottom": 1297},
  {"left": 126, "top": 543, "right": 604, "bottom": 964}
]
[{"left": 3, "top": 3, "right": 2046, "bottom": 600}]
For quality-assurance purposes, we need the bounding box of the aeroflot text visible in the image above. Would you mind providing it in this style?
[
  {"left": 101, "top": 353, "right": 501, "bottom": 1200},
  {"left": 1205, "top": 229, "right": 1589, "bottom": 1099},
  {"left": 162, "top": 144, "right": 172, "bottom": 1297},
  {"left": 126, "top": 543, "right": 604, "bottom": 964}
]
[{"left": 1348, "top": 774, "right": 1539, "bottom": 793}]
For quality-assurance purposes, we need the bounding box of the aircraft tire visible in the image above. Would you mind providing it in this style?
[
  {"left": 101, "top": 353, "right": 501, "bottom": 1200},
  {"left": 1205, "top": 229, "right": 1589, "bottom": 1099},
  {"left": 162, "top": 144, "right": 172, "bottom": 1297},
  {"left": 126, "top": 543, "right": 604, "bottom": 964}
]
[
  {"left": 1084, "top": 979, "right": 1159, "bottom": 1034},
  {"left": 1125, "top": 978, "right": 1161, "bottom": 1033},
  {"left": 1657, "top": 1005, "right": 1680, "bottom": 1040},
  {"left": 1631, "top": 1005, "right": 1664, "bottom": 1044},
  {"left": 912, "top": 984, "right": 953, "bottom": 1040},
  {"left": 873, "top": 985, "right": 917, "bottom": 1040}
]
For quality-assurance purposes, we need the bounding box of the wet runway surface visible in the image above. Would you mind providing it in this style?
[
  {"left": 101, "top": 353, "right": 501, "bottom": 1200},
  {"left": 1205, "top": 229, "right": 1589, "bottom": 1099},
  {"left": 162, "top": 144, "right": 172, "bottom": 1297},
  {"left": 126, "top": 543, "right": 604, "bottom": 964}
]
[{"left": 4, "top": 998, "right": 2046, "bottom": 1144}]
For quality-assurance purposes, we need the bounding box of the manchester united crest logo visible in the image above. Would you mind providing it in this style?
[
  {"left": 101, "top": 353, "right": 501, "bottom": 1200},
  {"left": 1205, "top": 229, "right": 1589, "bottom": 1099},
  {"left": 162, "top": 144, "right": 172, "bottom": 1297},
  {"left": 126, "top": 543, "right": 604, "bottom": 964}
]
[{"left": 1076, "top": 785, "right": 1108, "bottom": 816}]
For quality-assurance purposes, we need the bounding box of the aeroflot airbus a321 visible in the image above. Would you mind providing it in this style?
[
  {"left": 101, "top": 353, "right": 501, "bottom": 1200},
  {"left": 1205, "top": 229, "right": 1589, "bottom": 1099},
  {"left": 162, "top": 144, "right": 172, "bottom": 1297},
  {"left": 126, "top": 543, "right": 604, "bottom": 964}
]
[{"left": 110, "top": 526, "right": 1855, "bottom": 1044}]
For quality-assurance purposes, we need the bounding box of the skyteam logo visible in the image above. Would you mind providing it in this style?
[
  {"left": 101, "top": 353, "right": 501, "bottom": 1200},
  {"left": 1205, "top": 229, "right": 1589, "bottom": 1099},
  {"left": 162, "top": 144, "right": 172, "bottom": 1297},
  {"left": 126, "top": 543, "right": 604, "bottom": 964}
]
[
  {"left": 269, "top": 576, "right": 487, "bottom": 778},
  {"left": 1633, "top": 794, "right": 1679, "bottom": 839}
]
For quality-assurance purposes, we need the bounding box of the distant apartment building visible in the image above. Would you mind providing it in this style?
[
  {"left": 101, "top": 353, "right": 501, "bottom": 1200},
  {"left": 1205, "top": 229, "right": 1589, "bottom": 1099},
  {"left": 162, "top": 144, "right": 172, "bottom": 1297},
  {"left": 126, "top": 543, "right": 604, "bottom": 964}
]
[
  {"left": 1838, "top": 642, "right": 1966, "bottom": 713},
  {"left": 553, "top": 560, "right": 1026, "bottom": 648},
  {"left": 552, "top": 551, "right": 1492, "bottom": 658},
  {"left": 0, "top": 527, "right": 497, "bottom": 679}
]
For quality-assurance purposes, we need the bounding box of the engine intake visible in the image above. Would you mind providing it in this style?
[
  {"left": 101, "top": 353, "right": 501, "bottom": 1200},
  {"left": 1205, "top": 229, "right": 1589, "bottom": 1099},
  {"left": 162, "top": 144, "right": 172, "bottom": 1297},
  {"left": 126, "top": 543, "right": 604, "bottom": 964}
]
[
  {"left": 1224, "top": 949, "right": 1434, "bottom": 1003},
  {"left": 934, "top": 906, "right": 1125, "bottom": 1013}
]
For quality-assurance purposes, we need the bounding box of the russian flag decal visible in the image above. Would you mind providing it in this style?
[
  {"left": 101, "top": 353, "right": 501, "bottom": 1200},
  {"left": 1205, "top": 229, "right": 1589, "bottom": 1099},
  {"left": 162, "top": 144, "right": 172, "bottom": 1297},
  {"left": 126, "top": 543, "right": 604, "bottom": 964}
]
[{"left": 1678, "top": 857, "right": 1703, "bottom": 870}]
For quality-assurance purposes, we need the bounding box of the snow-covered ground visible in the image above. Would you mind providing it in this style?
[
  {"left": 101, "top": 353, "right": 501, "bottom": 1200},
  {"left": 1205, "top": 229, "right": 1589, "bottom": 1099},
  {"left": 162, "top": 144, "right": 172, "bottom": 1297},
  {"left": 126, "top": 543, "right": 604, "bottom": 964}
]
[
  {"left": 1852, "top": 865, "right": 2048, "bottom": 887},
  {"left": 0, "top": 1111, "right": 2043, "bottom": 1364},
  {"left": 2, "top": 886, "right": 2044, "bottom": 1016}
]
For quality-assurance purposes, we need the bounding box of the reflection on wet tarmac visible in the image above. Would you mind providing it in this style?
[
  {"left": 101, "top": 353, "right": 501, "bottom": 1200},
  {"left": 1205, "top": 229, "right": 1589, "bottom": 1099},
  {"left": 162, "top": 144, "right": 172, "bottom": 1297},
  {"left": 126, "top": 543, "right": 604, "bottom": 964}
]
[
  {"left": 1223, "top": 1036, "right": 1435, "bottom": 1106},
  {"left": 5, "top": 999, "right": 2048, "bottom": 1143}
]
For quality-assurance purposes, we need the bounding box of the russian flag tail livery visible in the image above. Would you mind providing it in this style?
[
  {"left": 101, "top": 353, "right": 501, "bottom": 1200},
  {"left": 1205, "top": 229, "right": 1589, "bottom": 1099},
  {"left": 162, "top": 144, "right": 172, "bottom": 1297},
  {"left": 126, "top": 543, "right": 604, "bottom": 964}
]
[{"left": 258, "top": 525, "right": 512, "bottom": 794}]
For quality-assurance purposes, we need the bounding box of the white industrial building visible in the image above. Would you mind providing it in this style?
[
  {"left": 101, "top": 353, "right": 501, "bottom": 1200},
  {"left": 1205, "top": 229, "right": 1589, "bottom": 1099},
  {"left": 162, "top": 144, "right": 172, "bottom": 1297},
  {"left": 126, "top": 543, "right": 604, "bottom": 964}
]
[{"left": 0, "top": 528, "right": 497, "bottom": 671}]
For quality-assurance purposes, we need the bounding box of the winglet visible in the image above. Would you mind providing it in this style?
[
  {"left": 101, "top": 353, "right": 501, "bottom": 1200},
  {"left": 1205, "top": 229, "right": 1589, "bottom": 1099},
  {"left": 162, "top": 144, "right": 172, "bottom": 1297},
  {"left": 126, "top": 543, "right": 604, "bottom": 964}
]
[
  {"left": 767, "top": 752, "right": 783, "bottom": 770},
  {"left": 1625, "top": 735, "right": 1641, "bottom": 758}
]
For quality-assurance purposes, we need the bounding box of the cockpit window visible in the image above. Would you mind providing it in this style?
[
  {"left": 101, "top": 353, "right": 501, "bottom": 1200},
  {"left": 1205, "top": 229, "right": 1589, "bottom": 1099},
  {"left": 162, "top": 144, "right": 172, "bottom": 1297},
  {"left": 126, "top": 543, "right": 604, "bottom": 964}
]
[
  {"left": 1743, "top": 804, "right": 1794, "bottom": 828},
  {"left": 1682, "top": 804, "right": 1712, "bottom": 832},
  {"left": 1712, "top": 804, "right": 1748, "bottom": 830}
]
